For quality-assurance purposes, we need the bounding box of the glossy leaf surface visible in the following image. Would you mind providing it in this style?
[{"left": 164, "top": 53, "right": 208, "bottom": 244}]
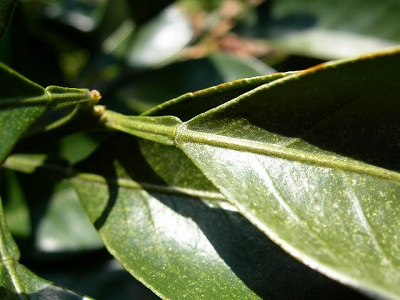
[
  {"left": 71, "top": 134, "right": 367, "bottom": 299},
  {"left": 171, "top": 48, "right": 400, "bottom": 298}
]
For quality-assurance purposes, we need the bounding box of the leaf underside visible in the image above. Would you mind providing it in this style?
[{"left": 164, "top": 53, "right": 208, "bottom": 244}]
[
  {"left": 71, "top": 48, "right": 400, "bottom": 299},
  {"left": 171, "top": 48, "right": 400, "bottom": 299}
]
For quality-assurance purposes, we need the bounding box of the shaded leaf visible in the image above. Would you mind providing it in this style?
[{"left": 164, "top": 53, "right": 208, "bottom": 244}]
[
  {"left": 143, "top": 70, "right": 293, "bottom": 120},
  {"left": 30, "top": 256, "right": 160, "bottom": 300},
  {"left": 2, "top": 155, "right": 103, "bottom": 256},
  {"left": 171, "top": 48, "right": 400, "bottom": 298},
  {"left": 0, "top": 262, "right": 91, "bottom": 299},
  {"left": 0, "top": 62, "right": 98, "bottom": 163},
  {"left": 0, "top": 0, "right": 17, "bottom": 38},
  {"left": 0, "top": 197, "right": 92, "bottom": 299},
  {"left": 242, "top": 0, "right": 400, "bottom": 59},
  {"left": 71, "top": 134, "right": 368, "bottom": 299},
  {"left": 116, "top": 53, "right": 276, "bottom": 113}
]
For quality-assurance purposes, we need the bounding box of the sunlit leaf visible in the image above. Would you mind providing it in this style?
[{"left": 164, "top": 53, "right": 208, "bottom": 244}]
[
  {"left": 71, "top": 134, "right": 367, "bottom": 299},
  {"left": 170, "top": 48, "right": 400, "bottom": 299}
]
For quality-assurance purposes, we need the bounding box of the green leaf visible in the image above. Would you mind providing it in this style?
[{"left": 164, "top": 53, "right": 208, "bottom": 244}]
[
  {"left": 169, "top": 48, "right": 400, "bottom": 298},
  {"left": 116, "top": 53, "right": 276, "bottom": 113},
  {"left": 71, "top": 134, "right": 367, "bottom": 299},
  {"left": 2, "top": 155, "right": 103, "bottom": 255},
  {"left": 246, "top": 0, "right": 400, "bottom": 59},
  {"left": 100, "top": 72, "right": 293, "bottom": 145},
  {"left": 0, "top": 0, "right": 17, "bottom": 38},
  {"left": 0, "top": 262, "right": 92, "bottom": 299},
  {"left": 0, "top": 62, "right": 99, "bottom": 163},
  {"left": 0, "top": 196, "right": 92, "bottom": 299}
]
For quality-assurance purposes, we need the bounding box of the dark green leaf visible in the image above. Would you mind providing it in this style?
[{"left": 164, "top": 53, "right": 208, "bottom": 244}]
[
  {"left": 0, "top": 197, "right": 92, "bottom": 299},
  {"left": 71, "top": 134, "right": 367, "bottom": 299},
  {"left": 116, "top": 53, "right": 276, "bottom": 113},
  {"left": 171, "top": 48, "right": 400, "bottom": 298},
  {"left": 0, "top": 62, "right": 99, "bottom": 163},
  {"left": 0, "top": 0, "right": 17, "bottom": 38},
  {"left": 2, "top": 155, "right": 103, "bottom": 255},
  {"left": 0, "top": 262, "right": 91, "bottom": 299}
]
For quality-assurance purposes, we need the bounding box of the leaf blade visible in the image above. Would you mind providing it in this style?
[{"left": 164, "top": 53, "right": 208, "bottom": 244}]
[
  {"left": 71, "top": 134, "right": 367, "bottom": 299},
  {"left": 0, "top": 196, "right": 92, "bottom": 299},
  {"left": 0, "top": 63, "right": 98, "bottom": 163},
  {"left": 174, "top": 48, "right": 400, "bottom": 299}
]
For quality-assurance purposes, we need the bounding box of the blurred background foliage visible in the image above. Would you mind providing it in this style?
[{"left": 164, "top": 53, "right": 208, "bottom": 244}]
[{"left": 0, "top": 0, "right": 399, "bottom": 298}]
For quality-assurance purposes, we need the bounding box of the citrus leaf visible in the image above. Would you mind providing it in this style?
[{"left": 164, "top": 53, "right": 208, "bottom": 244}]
[
  {"left": 0, "top": 0, "right": 17, "bottom": 38},
  {"left": 0, "top": 62, "right": 99, "bottom": 163},
  {"left": 99, "top": 72, "right": 294, "bottom": 145},
  {"left": 116, "top": 53, "right": 276, "bottom": 113},
  {"left": 142, "top": 71, "right": 294, "bottom": 120},
  {"left": 0, "top": 262, "right": 92, "bottom": 299},
  {"left": 171, "top": 48, "right": 400, "bottom": 299},
  {"left": 71, "top": 134, "right": 367, "bottom": 299},
  {"left": 0, "top": 196, "right": 92, "bottom": 299}
]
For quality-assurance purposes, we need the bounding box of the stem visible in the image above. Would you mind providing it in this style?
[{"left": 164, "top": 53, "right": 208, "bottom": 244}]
[
  {"left": 46, "top": 86, "right": 101, "bottom": 110},
  {"left": 100, "top": 110, "right": 182, "bottom": 146},
  {"left": 0, "top": 87, "right": 100, "bottom": 109}
]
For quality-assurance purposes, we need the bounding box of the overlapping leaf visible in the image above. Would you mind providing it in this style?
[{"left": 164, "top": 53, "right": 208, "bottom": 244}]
[
  {"left": 0, "top": 197, "right": 91, "bottom": 299},
  {"left": 71, "top": 134, "right": 366, "bottom": 299},
  {"left": 70, "top": 71, "right": 374, "bottom": 299},
  {"left": 0, "top": 63, "right": 100, "bottom": 299},
  {"left": 0, "top": 62, "right": 97, "bottom": 163},
  {"left": 116, "top": 53, "right": 276, "bottom": 113},
  {"left": 166, "top": 48, "right": 400, "bottom": 299},
  {"left": 78, "top": 47, "right": 400, "bottom": 299}
]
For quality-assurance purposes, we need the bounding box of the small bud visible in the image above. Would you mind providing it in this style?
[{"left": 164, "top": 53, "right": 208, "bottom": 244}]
[{"left": 90, "top": 90, "right": 102, "bottom": 103}]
